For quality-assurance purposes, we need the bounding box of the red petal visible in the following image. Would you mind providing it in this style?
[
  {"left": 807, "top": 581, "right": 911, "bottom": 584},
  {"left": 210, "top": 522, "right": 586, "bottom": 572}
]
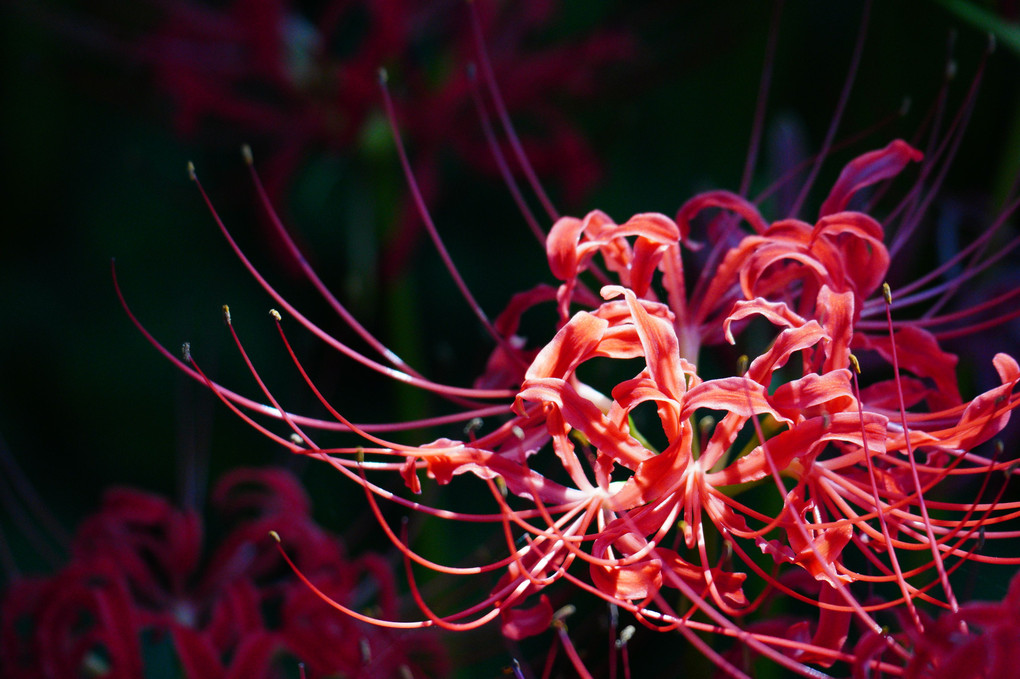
[
  {"left": 819, "top": 139, "right": 923, "bottom": 217},
  {"left": 499, "top": 595, "right": 554, "bottom": 640},
  {"left": 675, "top": 190, "right": 769, "bottom": 238}
]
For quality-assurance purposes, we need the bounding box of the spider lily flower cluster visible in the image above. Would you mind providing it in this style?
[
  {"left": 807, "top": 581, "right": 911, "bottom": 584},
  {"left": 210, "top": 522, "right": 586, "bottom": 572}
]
[
  {"left": 0, "top": 468, "right": 447, "bottom": 679},
  {"left": 115, "top": 11, "right": 1020, "bottom": 679}
]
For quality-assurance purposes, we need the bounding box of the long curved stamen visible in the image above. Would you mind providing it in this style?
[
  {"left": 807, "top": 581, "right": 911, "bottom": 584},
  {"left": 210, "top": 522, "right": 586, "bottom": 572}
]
[
  {"left": 269, "top": 530, "right": 433, "bottom": 629},
  {"left": 467, "top": 0, "right": 559, "bottom": 223},
  {"left": 888, "top": 38, "right": 994, "bottom": 259},
  {"left": 849, "top": 354, "right": 923, "bottom": 628},
  {"left": 881, "top": 284, "right": 961, "bottom": 613},
  {"left": 242, "top": 145, "right": 425, "bottom": 378},
  {"left": 188, "top": 162, "right": 516, "bottom": 401},
  {"left": 114, "top": 261, "right": 508, "bottom": 434},
  {"left": 378, "top": 70, "right": 530, "bottom": 373},
  {"left": 739, "top": 0, "right": 784, "bottom": 197},
  {"left": 787, "top": 0, "right": 871, "bottom": 218},
  {"left": 465, "top": 64, "right": 545, "bottom": 245}
]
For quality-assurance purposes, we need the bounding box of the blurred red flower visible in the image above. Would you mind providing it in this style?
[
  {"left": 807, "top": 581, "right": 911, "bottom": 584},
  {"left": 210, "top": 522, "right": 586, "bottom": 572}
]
[{"left": 1, "top": 468, "right": 447, "bottom": 679}]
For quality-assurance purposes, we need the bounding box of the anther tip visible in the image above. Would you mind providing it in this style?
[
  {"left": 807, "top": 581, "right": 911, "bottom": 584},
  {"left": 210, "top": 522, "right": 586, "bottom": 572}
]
[
  {"left": 882, "top": 282, "right": 893, "bottom": 305},
  {"left": 269, "top": 530, "right": 281, "bottom": 543},
  {"left": 241, "top": 144, "right": 253, "bottom": 165},
  {"left": 222, "top": 304, "right": 231, "bottom": 325},
  {"left": 269, "top": 308, "right": 282, "bottom": 322},
  {"left": 618, "top": 625, "right": 635, "bottom": 646},
  {"left": 187, "top": 161, "right": 196, "bottom": 180},
  {"left": 848, "top": 354, "right": 861, "bottom": 374},
  {"left": 181, "top": 342, "right": 192, "bottom": 363},
  {"left": 553, "top": 604, "right": 576, "bottom": 621},
  {"left": 377, "top": 67, "right": 388, "bottom": 84}
]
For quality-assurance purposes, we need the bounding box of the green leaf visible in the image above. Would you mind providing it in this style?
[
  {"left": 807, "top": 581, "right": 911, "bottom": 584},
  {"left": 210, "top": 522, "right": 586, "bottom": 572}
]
[{"left": 936, "top": 0, "right": 1020, "bottom": 54}]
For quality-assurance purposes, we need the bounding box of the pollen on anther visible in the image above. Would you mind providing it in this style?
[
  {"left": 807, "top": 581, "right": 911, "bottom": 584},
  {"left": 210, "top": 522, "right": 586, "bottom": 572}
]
[
  {"left": 848, "top": 354, "right": 861, "bottom": 374},
  {"left": 269, "top": 309, "right": 282, "bottom": 322},
  {"left": 241, "top": 144, "right": 254, "bottom": 165},
  {"left": 289, "top": 433, "right": 304, "bottom": 445},
  {"left": 268, "top": 530, "right": 281, "bottom": 543},
  {"left": 222, "top": 305, "right": 231, "bottom": 325},
  {"left": 698, "top": 415, "right": 715, "bottom": 437},
  {"left": 464, "top": 417, "right": 483, "bottom": 437},
  {"left": 186, "top": 161, "right": 196, "bottom": 180},
  {"left": 181, "top": 342, "right": 192, "bottom": 362},
  {"left": 553, "top": 605, "right": 576, "bottom": 622},
  {"left": 882, "top": 282, "right": 893, "bottom": 305}
]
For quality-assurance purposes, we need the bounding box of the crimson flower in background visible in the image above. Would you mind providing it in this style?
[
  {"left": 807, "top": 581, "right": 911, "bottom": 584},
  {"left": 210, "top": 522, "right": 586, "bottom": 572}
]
[
  {"left": 0, "top": 468, "right": 448, "bottom": 679},
  {"left": 111, "top": 3, "right": 1020, "bottom": 677},
  {"left": 28, "top": 0, "right": 630, "bottom": 281}
]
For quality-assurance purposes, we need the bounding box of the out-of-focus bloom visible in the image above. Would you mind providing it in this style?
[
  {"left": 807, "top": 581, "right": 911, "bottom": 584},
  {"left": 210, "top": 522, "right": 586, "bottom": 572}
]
[
  {"left": 26, "top": 0, "right": 631, "bottom": 282},
  {"left": 143, "top": 0, "right": 623, "bottom": 198},
  {"left": 0, "top": 468, "right": 447, "bottom": 678}
]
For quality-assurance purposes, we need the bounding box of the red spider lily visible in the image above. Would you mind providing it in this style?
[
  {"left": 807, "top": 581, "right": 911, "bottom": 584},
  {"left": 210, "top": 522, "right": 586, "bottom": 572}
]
[
  {"left": 115, "top": 153, "right": 1020, "bottom": 676},
  {"left": 0, "top": 468, "right": 448, "bottom": 679},
  {"left": 111, "top": 4, "right": 1020, "bottom": 678}
]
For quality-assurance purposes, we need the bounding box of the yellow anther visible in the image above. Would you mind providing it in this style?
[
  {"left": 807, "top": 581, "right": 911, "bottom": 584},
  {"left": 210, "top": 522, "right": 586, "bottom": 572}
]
[
  {"left": 737, "top": 354, "right": 749, "bottom": 376},
  {"left": 268, "top": 530, "right": 281, "bottom": 543},
  {"left": 848, "top": 354, "right": 861, "bottom": 374},
  {"left": 187, "top": 161, "right": 196, "bottom": 180},
  {"left": 882, "top": 282, "right": 892, "bottom": 305},
  {"left": 222, "top": 304, "right": 231, "bottom": 325},
  {"left": 698, "top": 415, "right": 715, "bottom": 435},
  {"left": 269, "top": 309, "right": 282, "bottom": 322},
  {"left": 241, "top": 144, "right": 253, "bottom": 165}
]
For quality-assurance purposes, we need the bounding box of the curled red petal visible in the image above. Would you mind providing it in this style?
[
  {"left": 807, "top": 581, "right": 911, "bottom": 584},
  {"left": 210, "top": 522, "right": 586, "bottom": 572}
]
[
  {"left": 499, "top": 595, "right": 553, "bottom": 640},
  {"left": 818, "top": 139, "right": 923, "bottom": 217},
  {"left": 675, "top": 189, "right": 769, "bottom": 237}
]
